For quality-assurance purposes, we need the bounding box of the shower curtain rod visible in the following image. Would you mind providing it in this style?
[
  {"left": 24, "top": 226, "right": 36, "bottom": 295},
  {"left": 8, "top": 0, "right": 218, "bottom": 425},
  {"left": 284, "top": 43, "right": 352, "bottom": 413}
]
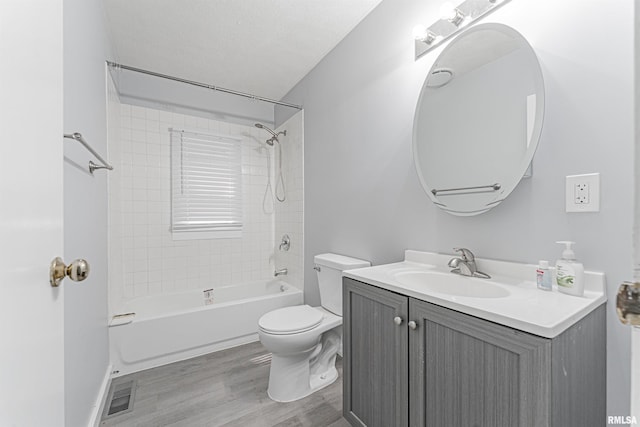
[{"left": 106, "top": 61, "right": 302, "bottom": 110}]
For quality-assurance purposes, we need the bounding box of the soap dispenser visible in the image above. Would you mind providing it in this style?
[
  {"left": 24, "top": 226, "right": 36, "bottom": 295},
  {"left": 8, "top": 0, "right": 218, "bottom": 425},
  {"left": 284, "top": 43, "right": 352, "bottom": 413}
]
[{"left": 555, "top": 241, "right": 584, "bottom": 297}]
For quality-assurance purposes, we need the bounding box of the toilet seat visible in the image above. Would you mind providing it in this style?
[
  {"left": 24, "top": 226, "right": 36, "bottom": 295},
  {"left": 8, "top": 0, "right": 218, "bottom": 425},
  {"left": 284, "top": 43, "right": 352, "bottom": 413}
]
[{"left": 258, "top": 305, "right": 323, "bottom": 335}]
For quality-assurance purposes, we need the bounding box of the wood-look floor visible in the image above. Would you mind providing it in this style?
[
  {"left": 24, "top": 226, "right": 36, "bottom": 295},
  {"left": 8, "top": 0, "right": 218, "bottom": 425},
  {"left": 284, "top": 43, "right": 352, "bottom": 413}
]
[{"left": 100, "top": 341, "right": 350, "bottom": 427}]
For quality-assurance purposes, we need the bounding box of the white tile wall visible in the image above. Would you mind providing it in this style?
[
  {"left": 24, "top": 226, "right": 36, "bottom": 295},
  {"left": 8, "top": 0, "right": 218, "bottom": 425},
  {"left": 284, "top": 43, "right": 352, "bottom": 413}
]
[
  {"left": 274, "top": 111, "right": 304, "bottom": 290},
  {"left": 107, "top": 103, "right": 301, "bottom": 313}
]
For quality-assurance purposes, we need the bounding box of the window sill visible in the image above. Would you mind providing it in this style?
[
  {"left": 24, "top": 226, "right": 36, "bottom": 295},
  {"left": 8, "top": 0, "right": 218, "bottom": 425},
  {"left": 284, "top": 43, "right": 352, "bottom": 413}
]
[{"left": 172, "top": 230, "right": 242, "bottom": 240}]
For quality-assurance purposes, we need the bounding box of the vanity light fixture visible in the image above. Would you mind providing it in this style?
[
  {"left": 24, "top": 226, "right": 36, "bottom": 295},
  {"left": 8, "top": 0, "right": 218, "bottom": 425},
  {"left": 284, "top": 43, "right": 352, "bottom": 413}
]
[{"left": 414, "top": 0, "right": 512, "bottom": 59}]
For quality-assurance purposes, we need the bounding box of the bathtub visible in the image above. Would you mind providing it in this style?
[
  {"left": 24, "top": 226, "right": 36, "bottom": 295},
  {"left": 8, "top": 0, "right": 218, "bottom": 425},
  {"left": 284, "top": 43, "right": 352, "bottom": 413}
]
[{"left": 109, "top": 280, "right": 303, "bottom": 376}]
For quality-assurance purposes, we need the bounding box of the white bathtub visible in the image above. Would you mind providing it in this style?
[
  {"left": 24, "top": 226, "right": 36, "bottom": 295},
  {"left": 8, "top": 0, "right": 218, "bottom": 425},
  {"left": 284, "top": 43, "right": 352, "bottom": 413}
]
[{"left": 109, "top": 280, "right": 303, "bottom": 376}]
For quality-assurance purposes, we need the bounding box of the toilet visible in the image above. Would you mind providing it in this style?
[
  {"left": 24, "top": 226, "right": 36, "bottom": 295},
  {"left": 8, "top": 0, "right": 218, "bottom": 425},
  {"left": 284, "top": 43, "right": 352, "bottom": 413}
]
[{"left": 258, "top": 253, "right": 370, "bottom": 402}]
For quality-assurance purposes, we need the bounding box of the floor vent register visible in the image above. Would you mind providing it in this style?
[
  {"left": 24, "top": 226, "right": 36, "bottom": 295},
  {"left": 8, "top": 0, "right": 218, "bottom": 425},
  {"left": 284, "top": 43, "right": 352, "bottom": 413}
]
[{"left": 101, "top": 380, "right": 136, "bottom": 421}]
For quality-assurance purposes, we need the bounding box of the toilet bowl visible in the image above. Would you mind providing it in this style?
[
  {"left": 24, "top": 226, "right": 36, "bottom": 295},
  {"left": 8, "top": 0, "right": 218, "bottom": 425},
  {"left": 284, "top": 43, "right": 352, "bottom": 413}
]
[
  {"left": 258, "top": 305, "right": 341, "bottom": 402},
  {"left": 258, "top": 253, "right": 370, "bottom": 402}
]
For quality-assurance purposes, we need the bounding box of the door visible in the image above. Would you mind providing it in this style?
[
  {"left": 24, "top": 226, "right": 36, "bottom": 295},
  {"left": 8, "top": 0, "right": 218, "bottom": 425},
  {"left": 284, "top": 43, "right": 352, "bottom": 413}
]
[
  {"left": 0, "top": 1, "right": 65, "bottom": 426},
  {"left": 343, "top": 278, "right": 409, "bottom": 427},
  {"left": 618, "top": 282, "right": 640, "bottom": 419},
  {"left": 409, "top": 299, "right": 550, "bottom": 427},
  {"left": 630, "top": 2, "right": 640, "bottom": 418}
]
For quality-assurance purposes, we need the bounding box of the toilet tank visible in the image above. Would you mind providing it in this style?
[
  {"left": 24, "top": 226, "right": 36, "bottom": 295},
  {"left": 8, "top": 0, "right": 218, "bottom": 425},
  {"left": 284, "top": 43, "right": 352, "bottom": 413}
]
[{"left": 314, "top": 253, "right": 370, "bottom": 316}]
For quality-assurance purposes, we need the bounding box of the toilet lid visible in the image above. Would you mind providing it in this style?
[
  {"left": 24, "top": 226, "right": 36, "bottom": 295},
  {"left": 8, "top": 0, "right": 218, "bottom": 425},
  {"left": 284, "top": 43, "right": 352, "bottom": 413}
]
[{"left": 258, "top": 305, "right": 323, "bottom": 335}]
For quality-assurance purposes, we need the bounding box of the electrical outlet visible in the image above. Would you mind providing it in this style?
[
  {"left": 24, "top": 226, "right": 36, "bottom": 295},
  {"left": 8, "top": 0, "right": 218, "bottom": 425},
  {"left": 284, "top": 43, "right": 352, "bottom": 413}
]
[
  {"left": 566, "top": 173, "right": 600, "bottom": 212},
  {"left": 574, "top": 183, "right": 589, "bottom": 204}
]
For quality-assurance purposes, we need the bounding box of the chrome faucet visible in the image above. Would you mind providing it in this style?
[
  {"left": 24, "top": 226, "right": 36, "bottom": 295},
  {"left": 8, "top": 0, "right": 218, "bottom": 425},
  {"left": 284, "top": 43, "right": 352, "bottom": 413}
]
[
  {"left": 274, "top": 268, "right": 288, "bottom": 277},
  {"left": 448, "top": 248, "right": 490, "bottom": 279}
]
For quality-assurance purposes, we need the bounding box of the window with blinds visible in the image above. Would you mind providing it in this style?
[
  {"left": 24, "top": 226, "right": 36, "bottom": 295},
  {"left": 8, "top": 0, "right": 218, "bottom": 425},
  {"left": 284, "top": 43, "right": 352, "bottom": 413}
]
[{"left": 170, "top": 128, "right": 243, "bottom": 239}]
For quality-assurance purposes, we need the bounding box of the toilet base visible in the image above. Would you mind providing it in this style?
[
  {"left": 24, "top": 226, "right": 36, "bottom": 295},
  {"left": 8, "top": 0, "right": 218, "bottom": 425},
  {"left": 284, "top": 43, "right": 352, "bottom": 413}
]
[
  {"left": 310, "top": 364, "right": 339, "bottom": 392},
  {"left": 266, "top": 330, "right": 340, "bottom": 403},
  {"left": 268, "top": 364, "right": 338, "bottom": 403}
]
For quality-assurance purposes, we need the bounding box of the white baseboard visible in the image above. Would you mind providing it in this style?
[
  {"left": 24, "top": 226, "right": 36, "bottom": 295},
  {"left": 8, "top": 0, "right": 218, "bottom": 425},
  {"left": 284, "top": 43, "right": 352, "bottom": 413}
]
[
  {"left": 632, "top": 328, "right": 640, "bottom": 419},
  {"left": 89, "top": 364, "right": 113, "bottom": 427}
]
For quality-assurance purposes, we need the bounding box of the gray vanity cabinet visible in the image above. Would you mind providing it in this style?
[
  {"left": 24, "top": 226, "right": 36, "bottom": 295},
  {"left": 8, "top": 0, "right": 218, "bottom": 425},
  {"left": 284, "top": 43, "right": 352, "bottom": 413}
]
[
  {"left": 343, "top": 277, "right": 606, "bottom": 427},
  {"left": 409, "top": 298, "right": 549, "bottom": 426},
  {"left": 343, "top": 277, "right": 409, "bottom": 427}
]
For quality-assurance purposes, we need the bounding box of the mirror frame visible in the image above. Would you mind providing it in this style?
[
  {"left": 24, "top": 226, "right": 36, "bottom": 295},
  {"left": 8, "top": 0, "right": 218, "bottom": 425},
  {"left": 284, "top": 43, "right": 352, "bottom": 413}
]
[{"left": 412, "top": 23, "right": 545, "bottom": 216}]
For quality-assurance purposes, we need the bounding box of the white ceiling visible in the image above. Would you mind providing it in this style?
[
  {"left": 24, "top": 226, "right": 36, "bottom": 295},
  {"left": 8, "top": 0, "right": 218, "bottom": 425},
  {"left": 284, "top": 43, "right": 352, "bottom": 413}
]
[{"left": 104, "top": 0, "right": 383, "bottom": 101}]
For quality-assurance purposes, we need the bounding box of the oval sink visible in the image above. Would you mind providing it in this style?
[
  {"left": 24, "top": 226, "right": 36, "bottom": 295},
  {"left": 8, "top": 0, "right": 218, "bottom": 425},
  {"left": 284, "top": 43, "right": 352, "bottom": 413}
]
[{"left": 392, "top": 271, "right": 510, "bottom": 298}]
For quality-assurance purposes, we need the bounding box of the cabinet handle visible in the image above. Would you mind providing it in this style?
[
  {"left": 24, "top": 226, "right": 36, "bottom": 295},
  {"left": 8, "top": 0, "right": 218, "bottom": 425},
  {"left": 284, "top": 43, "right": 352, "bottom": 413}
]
[
  {"left": 408, "top": 320, "right": 417, "bottom": 330},
  {"left": 393, "top": 316, "right": 403, "bottom": 326}
]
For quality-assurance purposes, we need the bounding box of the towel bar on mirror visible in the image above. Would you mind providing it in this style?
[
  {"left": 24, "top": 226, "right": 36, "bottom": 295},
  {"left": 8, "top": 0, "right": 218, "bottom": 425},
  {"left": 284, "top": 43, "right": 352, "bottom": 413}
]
[{"left": 431, "top": 183, "right": 501, "bottom": 196}]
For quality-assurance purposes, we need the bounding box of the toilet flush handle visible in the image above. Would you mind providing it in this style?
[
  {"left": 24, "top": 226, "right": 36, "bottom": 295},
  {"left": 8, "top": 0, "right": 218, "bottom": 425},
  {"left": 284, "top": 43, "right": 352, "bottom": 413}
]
[{"left": 314, "top": 266, "right": 321, "bottom": 272}]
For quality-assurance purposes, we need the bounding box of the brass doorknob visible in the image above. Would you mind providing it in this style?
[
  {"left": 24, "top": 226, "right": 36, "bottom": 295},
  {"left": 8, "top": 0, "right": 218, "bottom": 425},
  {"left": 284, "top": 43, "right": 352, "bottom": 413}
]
[
  {"left": 617, "top": 282, "right": 640, "bottom": 326},
  {"left": 49, "top": 257, "right": 90, "bottom": 287}
]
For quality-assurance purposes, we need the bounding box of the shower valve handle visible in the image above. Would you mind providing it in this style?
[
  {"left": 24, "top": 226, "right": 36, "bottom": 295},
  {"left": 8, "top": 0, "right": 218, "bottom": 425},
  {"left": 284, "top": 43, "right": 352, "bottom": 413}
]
[{"left": 279, "top": 234, "right": 290, "bottom": 251}]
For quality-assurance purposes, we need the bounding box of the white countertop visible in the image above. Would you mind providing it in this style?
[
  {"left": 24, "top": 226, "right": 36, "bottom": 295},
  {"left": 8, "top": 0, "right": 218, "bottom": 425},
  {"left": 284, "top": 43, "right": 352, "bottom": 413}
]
[{"left": 343, "top": 250, "right": 606, "bottom": 338}]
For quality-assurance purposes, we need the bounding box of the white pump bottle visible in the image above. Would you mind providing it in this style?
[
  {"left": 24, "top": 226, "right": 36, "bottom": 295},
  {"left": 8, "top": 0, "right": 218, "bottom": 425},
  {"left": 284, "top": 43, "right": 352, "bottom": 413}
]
[{"left": 555, "top": 241, "right": 584, "bottom": 297}]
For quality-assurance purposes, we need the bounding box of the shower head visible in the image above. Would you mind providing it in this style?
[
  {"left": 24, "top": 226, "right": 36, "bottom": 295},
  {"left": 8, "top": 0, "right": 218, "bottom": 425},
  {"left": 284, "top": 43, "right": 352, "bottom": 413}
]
[
  {"left": 255, "top": 123, "right": 287, "bottom": 146},
  {"left": 254, "top": 123, "right": 278, "bottom": 138}
]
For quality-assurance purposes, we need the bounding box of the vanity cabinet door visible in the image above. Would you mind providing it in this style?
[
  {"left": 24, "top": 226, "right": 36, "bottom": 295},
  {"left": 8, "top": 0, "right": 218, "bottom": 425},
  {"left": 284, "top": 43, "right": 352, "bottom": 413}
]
[
  {"left": 343, "top": 278, "right": 409, "bottom": 427},
  {"left": 409, "top": 299, "right": 551, "bottom": 427}
]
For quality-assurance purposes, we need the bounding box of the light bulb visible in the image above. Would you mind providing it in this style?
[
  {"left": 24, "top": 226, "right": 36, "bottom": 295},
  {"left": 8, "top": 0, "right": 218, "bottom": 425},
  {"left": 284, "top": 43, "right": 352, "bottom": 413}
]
[
  {"left": 439, "top": 2, "right": 457, "bottom": 21},
  {"left": 413, "top": 26, "right": 438, "bottom": 45},
  {"left": 412, "top": 25, "right": 428, "bottom": 40}
]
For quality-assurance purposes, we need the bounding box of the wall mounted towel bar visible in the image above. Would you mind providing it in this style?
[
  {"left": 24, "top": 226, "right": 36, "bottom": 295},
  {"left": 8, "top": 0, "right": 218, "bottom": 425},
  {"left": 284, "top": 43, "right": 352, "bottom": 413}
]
[{"left": 63, "top": 132, "right": 113, "bottom": 174}]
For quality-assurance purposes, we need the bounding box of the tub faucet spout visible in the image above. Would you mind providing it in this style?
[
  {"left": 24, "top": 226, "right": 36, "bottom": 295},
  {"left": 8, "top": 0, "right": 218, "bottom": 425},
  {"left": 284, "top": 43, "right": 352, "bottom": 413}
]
[{"left": 274, "top": 268, "right": 288, "bottom": 277}]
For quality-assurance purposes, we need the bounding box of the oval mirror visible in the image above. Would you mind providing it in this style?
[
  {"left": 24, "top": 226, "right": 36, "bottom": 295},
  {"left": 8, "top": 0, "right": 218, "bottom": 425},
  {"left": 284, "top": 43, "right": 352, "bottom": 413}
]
[{"left": 413, "top": 23, "right": 545, "bottom": 216}]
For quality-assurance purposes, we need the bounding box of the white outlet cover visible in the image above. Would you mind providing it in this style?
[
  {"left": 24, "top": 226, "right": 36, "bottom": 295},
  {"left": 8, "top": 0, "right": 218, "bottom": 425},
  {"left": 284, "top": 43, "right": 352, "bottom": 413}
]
[{"left": 566, "top": 173, "right": 600, "bottom": 212}]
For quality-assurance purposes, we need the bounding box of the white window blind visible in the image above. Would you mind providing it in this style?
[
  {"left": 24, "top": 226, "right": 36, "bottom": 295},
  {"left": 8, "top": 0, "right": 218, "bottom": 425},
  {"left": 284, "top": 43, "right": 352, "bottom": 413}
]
[{"left": 170, "top": 128, "right": 242, "bottom": 239}]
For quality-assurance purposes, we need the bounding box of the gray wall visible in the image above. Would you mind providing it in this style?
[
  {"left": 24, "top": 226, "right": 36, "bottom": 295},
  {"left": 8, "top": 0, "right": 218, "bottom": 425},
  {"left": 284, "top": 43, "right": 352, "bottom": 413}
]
[
  {"left": 63, "top": 0, "right": 112, "bottom": 425},
  {"left": 278, "top": 0, "right": 633, "bottom": 419}
]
